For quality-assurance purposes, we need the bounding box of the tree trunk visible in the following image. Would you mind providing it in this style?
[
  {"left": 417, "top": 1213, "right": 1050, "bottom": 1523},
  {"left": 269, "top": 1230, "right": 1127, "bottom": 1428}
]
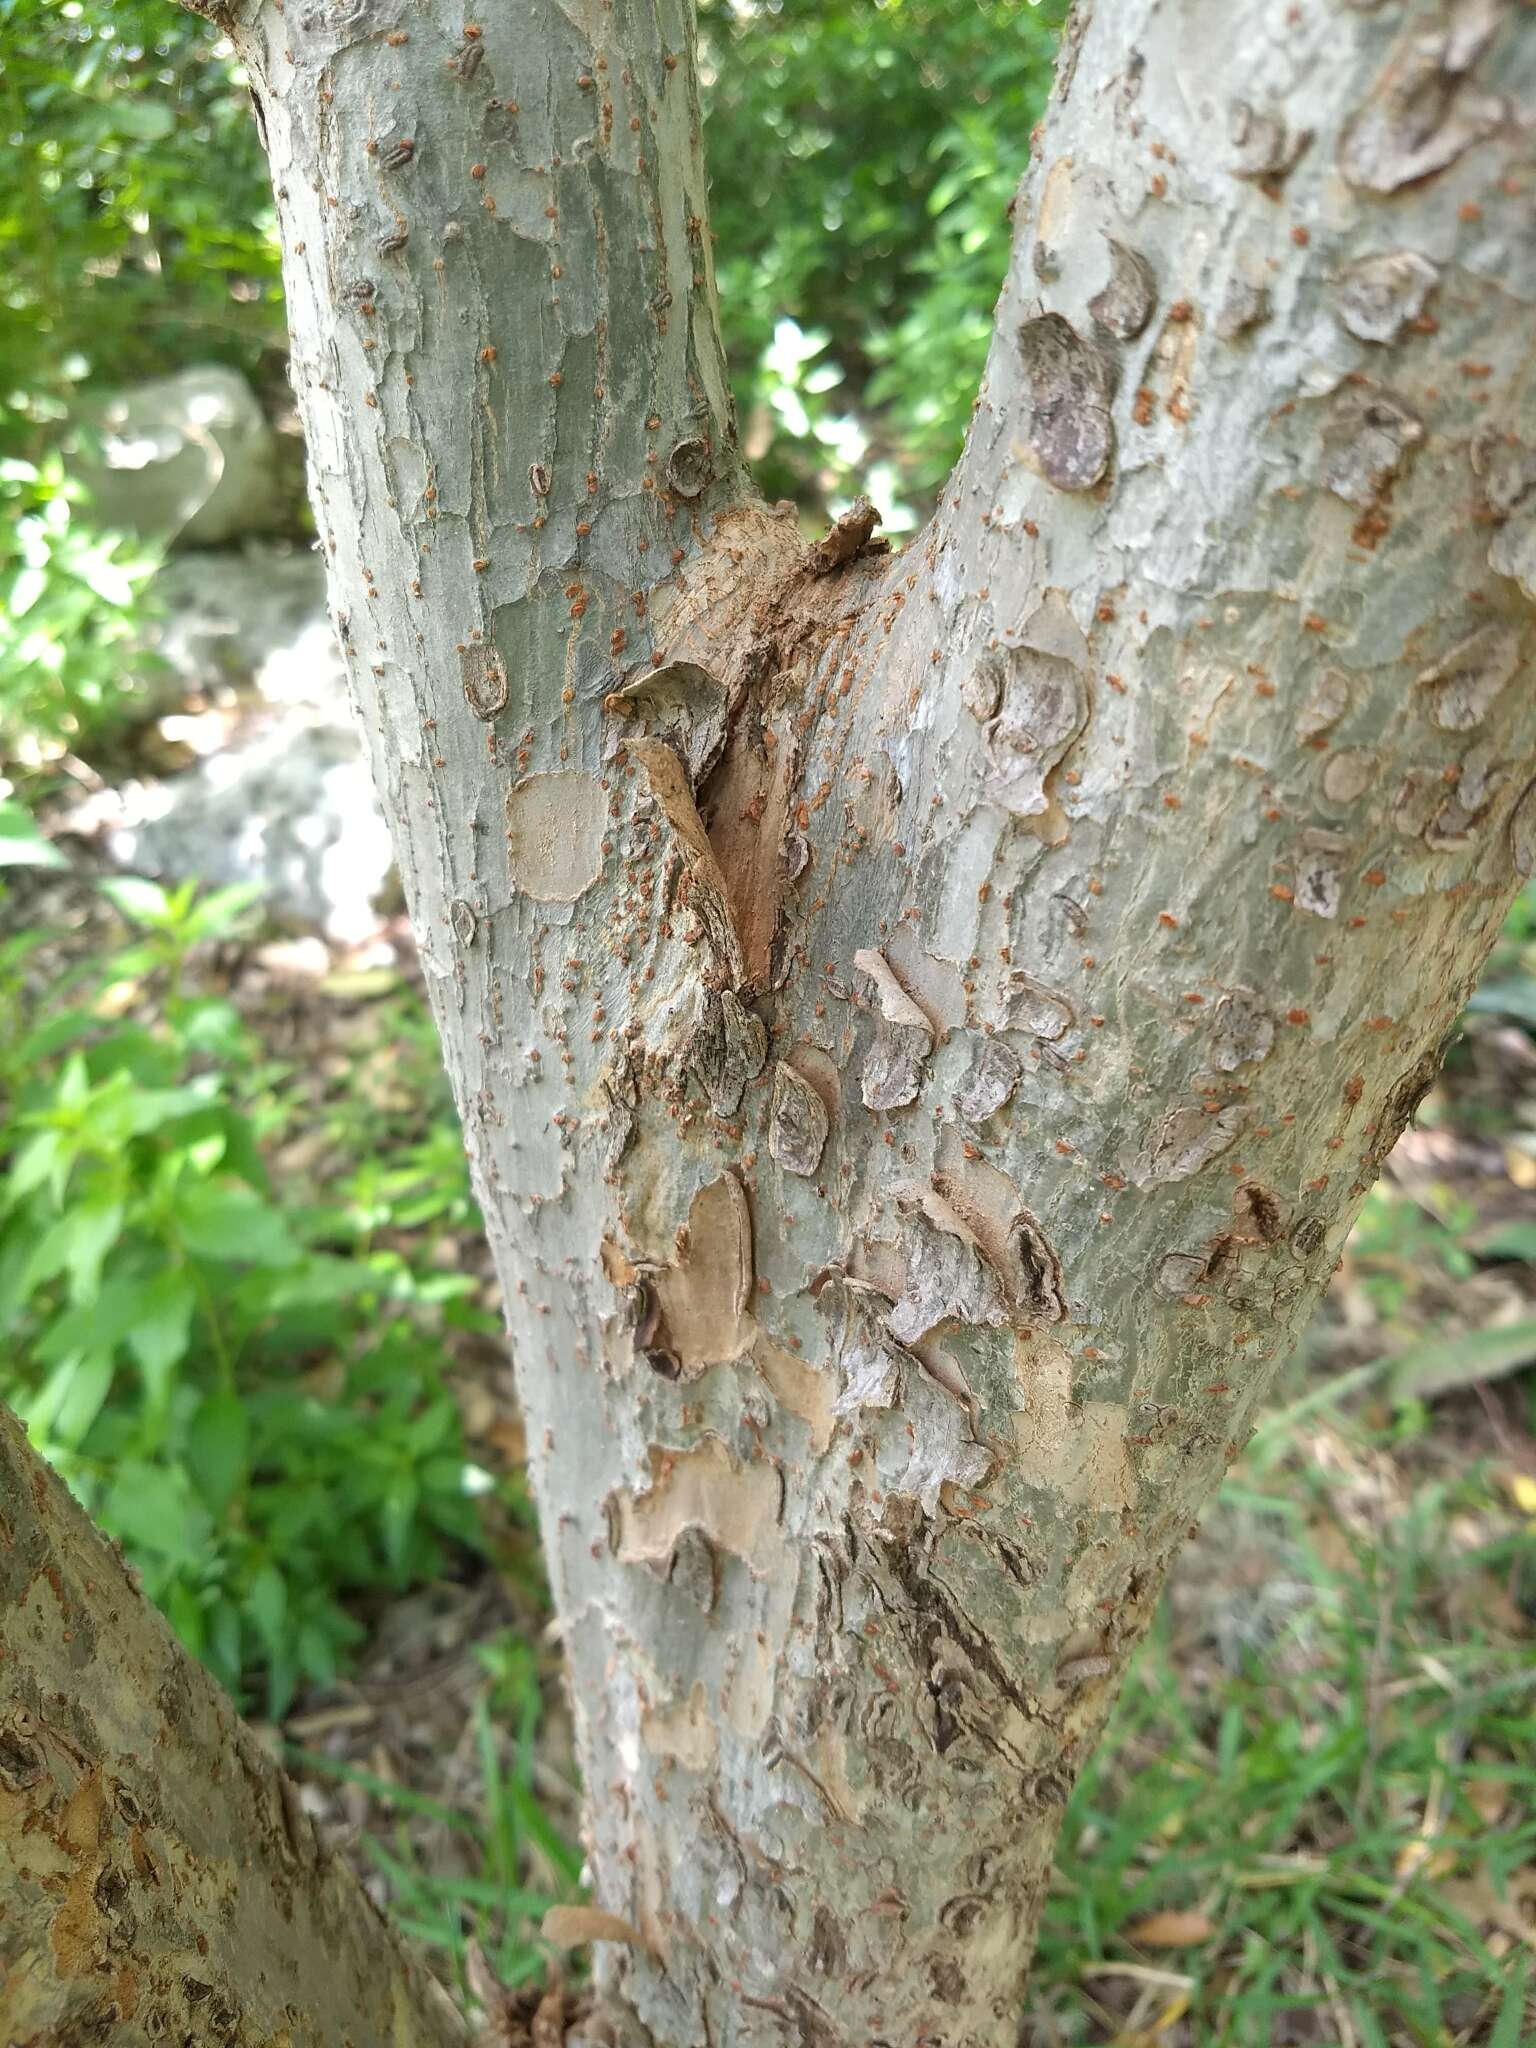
[
  {"left": 184, "top": 0, "right": 1536, "bottom": 2042},
  {"left": 0, "top": 1408, "right": 468, "bottom": 2048}
]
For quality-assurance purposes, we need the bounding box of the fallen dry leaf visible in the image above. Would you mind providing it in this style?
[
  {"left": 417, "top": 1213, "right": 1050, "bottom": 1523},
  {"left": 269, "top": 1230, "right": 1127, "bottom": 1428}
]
[
  {"left": 1122, "top": 1909, "right": 1217, "bottom": 1949},
  {"left": 541, "top": 1903, "right": 646, "bottom": 1950}
]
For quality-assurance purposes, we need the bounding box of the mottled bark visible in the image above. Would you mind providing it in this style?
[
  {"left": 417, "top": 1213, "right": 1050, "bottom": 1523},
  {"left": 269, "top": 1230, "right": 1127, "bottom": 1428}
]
[
  {"left": 0, "top": 1409, "right": 468, "bottom": 2048},
  {"left": 186, "top": 1, "right": 1535, "bottom": 2044}
]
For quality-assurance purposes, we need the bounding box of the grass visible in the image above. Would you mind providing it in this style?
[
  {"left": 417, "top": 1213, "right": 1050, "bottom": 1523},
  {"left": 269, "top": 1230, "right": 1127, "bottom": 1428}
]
[
  {"left": 1028, "top": 1378, "right": 1536, "bottom": 2046},
  {"left": 288, "top": 1632, "right": 584, "bottom": 2007}
]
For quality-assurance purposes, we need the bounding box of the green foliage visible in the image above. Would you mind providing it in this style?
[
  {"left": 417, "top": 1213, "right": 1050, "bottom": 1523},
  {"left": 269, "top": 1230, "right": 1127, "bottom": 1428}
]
[
  {"left": 0, "top": 453, "right": 164, "bottom": 768},
  {"left": 0, "top": 876, "right": 496, "bottom": 1717},
  {"left": 700, "top": 0, "right": 1067, "bottom": 519},
  {"left": 0, "top": 0, "right": 281, "bottom": 775},
  {"left": 0, "top": 0, "right": 281, "bottom": 415}
]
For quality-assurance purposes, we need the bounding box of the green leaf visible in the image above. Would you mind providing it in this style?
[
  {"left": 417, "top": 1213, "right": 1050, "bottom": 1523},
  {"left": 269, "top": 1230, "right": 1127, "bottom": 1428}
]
[
  {"left": 1388, "top": 1319, "right": 1536, "bottom": 1401},
  {"left": 102, "top": 1461, "right": 206, "bottom": 1563},
  {"left": 60, "top": 1195, "right": 124, "bottom": 1304},
  {"left": 110, "top": 97, "right": 177, "bottom": 143},
  {"left": 381, "top": 1473, "right": 419, "bottom": 1574},
  {"left": 124, "top": 1270, "right": 197, "bottom": 1409},
  {"left": 0, "top": 799, "right": 67, "bottom": 869},
  {"left": 4, "top": 1128, "right": 67, "bottom": 1207},
  {"left": 52, "top": 1351, "right": 115, "bottom": 1447},
  {"left": 98, "top": 875, "right": 173, "bottom": 927},
  {"left": 1491, "top": 1957, "right": 1530, "bottom": 2048},
  {"left": 244, "top": 1563, "right": 288, "bottom": 1657},
  {"left": 1467, "top": 980, "right": 1536, "bottom": 1028},
  {"left": 174, "top": 1184, "right": 300, "bottom": 1267},
  {"left": 183, "top": 884, "right": 264, "bottom": 942},
  {"left": 187, "top": 1390, "right": 249, "bottom": 1514},
  {"left": 1469, "top": 1219, "right": 1536, "bottom": 1261}
]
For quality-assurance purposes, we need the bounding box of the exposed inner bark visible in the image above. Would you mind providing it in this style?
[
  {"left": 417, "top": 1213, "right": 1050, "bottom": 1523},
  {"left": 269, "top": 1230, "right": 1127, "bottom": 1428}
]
[{"left": 175, "top": 2, "right": 1536, "bottom": 2044}]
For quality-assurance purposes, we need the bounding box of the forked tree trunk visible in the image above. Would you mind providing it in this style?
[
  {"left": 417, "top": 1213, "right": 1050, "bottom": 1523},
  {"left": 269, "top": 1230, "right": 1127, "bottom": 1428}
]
[
  {"left": 175, "top": 0, "right": 1536, "bottom": 2041},
  {"left": 0, "top": 1409, "right": 468, "bottom": 2047}
]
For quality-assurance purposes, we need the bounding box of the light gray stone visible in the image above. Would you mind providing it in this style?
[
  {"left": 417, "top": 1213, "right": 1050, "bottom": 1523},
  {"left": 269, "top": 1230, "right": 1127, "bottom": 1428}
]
[{"left": 67, "top": 367, "right": 288, "bottom": 546}]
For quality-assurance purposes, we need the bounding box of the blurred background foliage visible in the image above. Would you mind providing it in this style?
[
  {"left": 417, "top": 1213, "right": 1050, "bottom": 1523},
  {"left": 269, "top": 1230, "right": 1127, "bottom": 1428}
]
[
  {"left": 0, "top": 0, "right": 1062, "bottom": 775},
  {"left": 2, "top": 2, "right": 1535, "bottom": 2039}
]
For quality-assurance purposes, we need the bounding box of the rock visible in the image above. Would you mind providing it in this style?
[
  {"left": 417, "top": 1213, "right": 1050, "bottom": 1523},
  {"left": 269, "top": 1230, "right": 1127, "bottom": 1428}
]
[
  {"left": 69, "top": 543, "right": 394, "bottom": 941},
  {"left": 66, "top": 367, "right": 289, "bottom": 547},
  {"left": 99, "top": 713, "right": 394, "bottom": 942},
  {"left": 147, "top": 544, "right": 343, "bottom": 709}
]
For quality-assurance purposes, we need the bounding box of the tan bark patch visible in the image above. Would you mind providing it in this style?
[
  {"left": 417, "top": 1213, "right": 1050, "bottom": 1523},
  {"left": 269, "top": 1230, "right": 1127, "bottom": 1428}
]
[
  {"left": 642, "top": 1682, "right": 718, "bottom": 1772},
  {"left": 754, "top": 1336, "right": 837, "bottom": 1454},
  {"left": 647, "top": 1173, "right": 754, "bottom": 1378},
  {"left": 1011, "top": 1336, "right": 1137, "bottom": 1509},
  {"left": 503, "top": 772, "right": 605, "bottom": 903},
  {"left": 613, "top": 1438, "right": 784, "bottom": 1577}
]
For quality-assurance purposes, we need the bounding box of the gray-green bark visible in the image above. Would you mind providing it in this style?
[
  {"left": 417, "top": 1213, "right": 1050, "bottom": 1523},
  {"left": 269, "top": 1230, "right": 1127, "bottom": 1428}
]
[
  {"left": 0, "top": 1408, "right": 468, "bottom": 2048},
  {"left": 187, "top": 1, "right": 1536, "bottom": 2043}
]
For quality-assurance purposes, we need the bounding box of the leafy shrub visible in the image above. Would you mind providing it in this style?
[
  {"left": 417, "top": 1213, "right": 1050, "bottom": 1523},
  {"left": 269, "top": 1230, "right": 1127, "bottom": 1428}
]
[
  {"left": 0, "top": 0, "right": 282, "bottom": 411},
  {"left": 700, "top": 0, "right": 1067, "bottom": 517},
  {"left": 0, "top": 874, "right": 496, "bottom": 1716},
  {"left": 0, "top": 454, "right": 164, "bottom": 769}
]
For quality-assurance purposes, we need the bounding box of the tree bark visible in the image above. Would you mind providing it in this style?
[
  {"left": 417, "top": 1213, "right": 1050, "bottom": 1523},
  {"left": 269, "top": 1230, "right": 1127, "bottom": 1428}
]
[
  {"left": 0, "top": 1408, "right": 468, "bottom": 2048},
  {"left": 184, "top": 0, "right": 1536, "bottom": 2043}
]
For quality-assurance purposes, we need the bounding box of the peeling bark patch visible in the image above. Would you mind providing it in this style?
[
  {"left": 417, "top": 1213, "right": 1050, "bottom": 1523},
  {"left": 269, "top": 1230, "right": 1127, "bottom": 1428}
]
[
  {"left": 1011, "top": 1336, "right": 1136, "bottom": 1509},
  {"left": 818, "top": 1271, "right": 913, "bottom": 1413},
  {"left": 1339, "top": 8, "right": 1505, "bottom": 193},
  {"left": 612, "top": 1438, "right": 784, "bottom": 1578},
  {"left": 1013, "top": 314, "right": 1113, "bottom": 492},
  {"left": 1336, "top": 251, "right": 1437, "bottom": 344},
  {"left": 983, "top": 648, "right": 1090, "bottom": 821},
  {"left": 755, "top": 1336, "right": 836, "bottom": 1454},
  {"left": 688, "top": 986, "right": 767, "bottom": 1116},
  {"left": 809, "top": 494, "right": 885, "bottom": 575},
  {"left": 955, "top": 1036, "right": 1022, "bottom": 1121},
  {"left": 769, "top": 1060, "right": 829, "bottom": 1177},
  {"left": 1228, "top": 100, "right": 1309, "bottom": 181},
  {"left": 606, "top": 659, "right": 730, "bottom": 785},
  {"left": 1294, "top": 831, "right": 1349, "bottom": 919},
  {"left": 1154, "top": 1250, "right": 1208, "bottom": 1298},
  {"left": 888, "top": 1183, "right": 1010, "bottom": 1344},
  {"left": 1088, "top": 236, "right": 1156, "bottom": 340},
  {"left": 642, "top": 1682, "right": 718, "bottom": 1772},
  {"left": 1216, "top": 278, "right": 1271, "bottom": 340},
  {"left": 1008, "top": 970, "right": 1075, "bottom": 1041},
  {"left": 504, "top": 773, "right": 605, "bottom": 902},
  {"left": 1472, "top": 432, "right": 1536, "bottom": 601},
  {"left": 645, "top": 1174, "right": 754, "bottom": 1380},
  {"left": 855, "top": 948, "right": 935, "bottom": 1110},
  {"left": 460, "top": 643, "right": 508, "bottom": 720},
  {"left": 1418, "top": 624, "right": 1522, "bottom": 732},
  {"left": 1323, "top": 750, "right": 1377, "bottom": 805},
  {"left": 930, "top": 1166, "right": 1068, "bottom": 1327},
  {"left": 1295, "top": 670, "right": 1350, "bottom": 744},
  {"left": 1322, "top": 384, "right": 1422, "bottom": 509},
  {"left": 1138, "top": 1104, "right": 1245, "bottom": 1185}
]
